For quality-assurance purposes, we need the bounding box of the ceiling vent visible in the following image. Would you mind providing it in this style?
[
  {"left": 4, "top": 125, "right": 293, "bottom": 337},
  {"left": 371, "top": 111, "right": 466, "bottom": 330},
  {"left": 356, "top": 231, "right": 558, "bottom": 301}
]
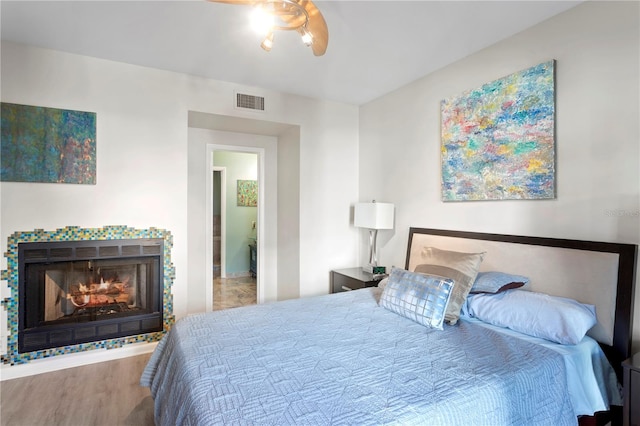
[{"left": 236, "top": 93, "right": 265, "bottom": 111}]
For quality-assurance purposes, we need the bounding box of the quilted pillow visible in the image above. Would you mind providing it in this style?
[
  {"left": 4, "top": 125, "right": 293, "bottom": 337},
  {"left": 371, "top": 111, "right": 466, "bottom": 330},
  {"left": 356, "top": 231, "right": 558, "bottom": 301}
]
[
  {"left": 470, "top": 271, "right": 529, "bottom": 294},
  {"left": 415, "top": 247, "right": 485, "bottom": 325},
  {"left": 379, "top": 267, "right": 454, "bottom": 330},
  {"left": 467, "top": 289, "right": 597, "bottom": 345}
]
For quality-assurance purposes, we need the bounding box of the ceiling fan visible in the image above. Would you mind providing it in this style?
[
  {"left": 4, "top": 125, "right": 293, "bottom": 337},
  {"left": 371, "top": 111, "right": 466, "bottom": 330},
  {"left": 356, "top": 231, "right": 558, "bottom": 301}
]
[{"left": 207, "top": 0, "right": 329, "bottom": 56}]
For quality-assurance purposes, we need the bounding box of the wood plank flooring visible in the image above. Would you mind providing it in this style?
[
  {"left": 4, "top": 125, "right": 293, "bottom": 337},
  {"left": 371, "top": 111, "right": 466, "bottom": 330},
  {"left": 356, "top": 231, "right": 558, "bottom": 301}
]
[
  {"left": 1, "top": 277, "right": 256, "bottom": 425},
  {"left": 1, "top": 353, "right": 154, "bottom": 426}
]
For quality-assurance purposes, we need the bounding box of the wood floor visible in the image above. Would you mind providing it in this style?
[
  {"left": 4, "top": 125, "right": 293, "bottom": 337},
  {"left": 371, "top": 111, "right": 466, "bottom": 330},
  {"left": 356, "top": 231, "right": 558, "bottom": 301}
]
[
  {"left": 1, "top": 353, "right": 154, "bottom": 426},
  {"left": 1, "top": 277, "right": 256, "bottom": 425}
]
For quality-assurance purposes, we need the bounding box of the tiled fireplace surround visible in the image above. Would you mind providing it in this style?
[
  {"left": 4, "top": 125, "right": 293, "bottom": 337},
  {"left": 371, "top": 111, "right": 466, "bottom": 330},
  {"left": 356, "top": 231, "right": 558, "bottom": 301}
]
[{"left": 1, "top": 226, "right": 175, "bottom": 365}]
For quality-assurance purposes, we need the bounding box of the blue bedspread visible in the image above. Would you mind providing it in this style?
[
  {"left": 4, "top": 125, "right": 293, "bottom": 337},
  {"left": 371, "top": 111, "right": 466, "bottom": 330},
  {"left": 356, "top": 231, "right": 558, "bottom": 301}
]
[{"left": 141, "top": 288, "right": 576, "bottom": 425}]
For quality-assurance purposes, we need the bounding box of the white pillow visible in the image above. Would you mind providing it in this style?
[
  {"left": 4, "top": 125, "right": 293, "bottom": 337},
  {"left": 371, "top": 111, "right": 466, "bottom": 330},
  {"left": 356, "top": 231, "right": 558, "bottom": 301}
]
[
  {"left": 466, "top": 289, "right": 597, "bottom": 345},
  {"left": 470, "top": 271, "right": 529, "bottom": 294}
]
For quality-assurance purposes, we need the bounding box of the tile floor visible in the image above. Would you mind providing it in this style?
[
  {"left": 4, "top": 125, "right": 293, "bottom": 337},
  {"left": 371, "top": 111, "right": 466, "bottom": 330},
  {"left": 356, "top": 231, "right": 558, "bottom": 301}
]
[{"left": 213, "top": 276, "right": 257, "bottom": 310}]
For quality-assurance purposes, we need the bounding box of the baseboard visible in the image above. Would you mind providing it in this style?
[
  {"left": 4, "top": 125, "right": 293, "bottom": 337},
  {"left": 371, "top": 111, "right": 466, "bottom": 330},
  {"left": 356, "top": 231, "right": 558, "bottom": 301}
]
[{"left": 0, "top": 341, "right": 158, "bottom": 381}]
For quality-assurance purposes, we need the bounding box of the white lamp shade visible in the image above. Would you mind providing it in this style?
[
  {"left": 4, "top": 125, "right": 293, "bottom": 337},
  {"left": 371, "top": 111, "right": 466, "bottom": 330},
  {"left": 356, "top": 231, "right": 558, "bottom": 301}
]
[{"left": 354, "top": 202, "right": 394, "bottom": 230}]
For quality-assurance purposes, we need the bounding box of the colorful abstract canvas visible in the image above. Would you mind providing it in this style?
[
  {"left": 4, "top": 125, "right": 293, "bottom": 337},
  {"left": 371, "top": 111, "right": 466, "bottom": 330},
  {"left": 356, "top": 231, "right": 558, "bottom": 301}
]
[
  {"left": 441, "top": 60, "right": 555, "bottom": 201},
  {"left": 237, "top": 180, "right": 258, "bottom": 207},
  {"left": 1, "top": 103, "right": 96, "bottom": 184}
]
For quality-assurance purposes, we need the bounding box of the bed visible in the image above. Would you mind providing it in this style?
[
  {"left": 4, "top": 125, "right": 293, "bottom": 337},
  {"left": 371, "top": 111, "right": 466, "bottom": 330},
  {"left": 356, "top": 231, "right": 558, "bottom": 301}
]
[{"left": 141, "top": 228, "right": 637, "bottom": 425}]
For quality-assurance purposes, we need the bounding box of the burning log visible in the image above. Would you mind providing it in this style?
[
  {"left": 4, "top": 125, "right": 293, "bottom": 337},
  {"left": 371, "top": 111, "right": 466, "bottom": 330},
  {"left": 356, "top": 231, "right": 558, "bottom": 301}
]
[{"left": 66, "top": 277, "right": 131, "bottom": 308}]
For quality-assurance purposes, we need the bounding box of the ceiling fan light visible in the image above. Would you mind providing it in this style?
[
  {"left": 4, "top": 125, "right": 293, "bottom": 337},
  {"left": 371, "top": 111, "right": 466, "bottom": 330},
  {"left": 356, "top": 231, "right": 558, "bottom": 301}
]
[
  {"left": 209, "top": 0, "right": 327, "bottom": 56},
  {"left": 251, "top": 5, "right": 274, "bottom": 36},
  {"left": 260, "top": 32, "right": 274, "bottom": 52}
]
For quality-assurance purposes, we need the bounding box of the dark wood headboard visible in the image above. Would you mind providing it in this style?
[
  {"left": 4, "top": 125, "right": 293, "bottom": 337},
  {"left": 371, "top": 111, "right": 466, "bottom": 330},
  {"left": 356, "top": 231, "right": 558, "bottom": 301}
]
[{"left": 405, "top": 227, "right": 637, "bottom": 379}]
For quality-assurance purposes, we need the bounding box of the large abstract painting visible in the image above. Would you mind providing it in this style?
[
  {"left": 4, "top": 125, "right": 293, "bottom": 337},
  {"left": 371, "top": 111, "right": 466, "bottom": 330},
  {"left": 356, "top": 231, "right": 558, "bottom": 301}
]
[
  {"left": 237, "top": 180, "right": 258, "bottom": 207},
  {"left": 441, "top": 60, "right": 555, "bottom": 201},
  {"left": 1, "top": 103, "right": 96, "bottom": 184}
]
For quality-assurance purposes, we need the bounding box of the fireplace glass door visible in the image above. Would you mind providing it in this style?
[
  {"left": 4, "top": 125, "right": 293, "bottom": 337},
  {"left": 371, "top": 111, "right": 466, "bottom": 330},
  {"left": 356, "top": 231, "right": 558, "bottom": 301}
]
[
  {"left": 18, "top": 238, "right": 164, "bottom": 353},
  {"left": 24, "top": 257, "right": 158, "bottom": 329}
]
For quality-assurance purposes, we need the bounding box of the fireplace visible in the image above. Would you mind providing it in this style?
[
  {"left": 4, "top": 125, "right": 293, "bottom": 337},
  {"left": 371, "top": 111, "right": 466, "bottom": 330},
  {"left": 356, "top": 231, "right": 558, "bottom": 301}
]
[
  {"left": 18, "top": 238, "right": 164, "bottom": 354},
  {"left": 2, "top": 226, "right": 173, "bottom": 365}
]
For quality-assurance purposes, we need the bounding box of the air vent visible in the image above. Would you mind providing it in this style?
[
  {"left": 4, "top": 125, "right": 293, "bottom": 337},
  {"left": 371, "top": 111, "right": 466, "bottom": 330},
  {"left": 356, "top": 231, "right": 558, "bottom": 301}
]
[
  {"left": 23, "top": 249, "right": 48, "bottom": 260},
  {"left": 76, "top": 247, "right": 97, "bottom": 258},
  {"left": 122, "top": 245, "right": 141, "bottom": 256},
  {"left": 50, "top": 248, "right": 73, "bottom": 258},
  {"left": 142, "top": 245, "right": 162, "bottom": 255},
  {"left": 236, "top": 93, "right": 265, "bottom": 111},
  {"left": 99, "top": 246, "right": 119, "bottom": 257}
]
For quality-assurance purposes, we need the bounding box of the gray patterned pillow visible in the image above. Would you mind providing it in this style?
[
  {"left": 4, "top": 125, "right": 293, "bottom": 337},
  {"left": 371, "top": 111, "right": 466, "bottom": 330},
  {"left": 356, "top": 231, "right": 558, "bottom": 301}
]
[
  {"left": 416, "top": 247, "right": 485, "bottom": 325},
  {"left": 379, "top": 268, "right": 454, "bottom": 330},
  {"left": 470, "top": 271, "right": 529, "bottom": 294}
]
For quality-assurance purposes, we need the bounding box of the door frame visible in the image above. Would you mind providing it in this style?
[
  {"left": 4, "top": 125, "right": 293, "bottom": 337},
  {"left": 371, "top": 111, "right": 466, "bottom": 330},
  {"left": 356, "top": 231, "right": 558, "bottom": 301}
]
[
  {"left": 212, "top": 167, "right": 226, "bottom": 279},
  {"left": 205, "top": 144, "right": 265, "bottom": 312}
]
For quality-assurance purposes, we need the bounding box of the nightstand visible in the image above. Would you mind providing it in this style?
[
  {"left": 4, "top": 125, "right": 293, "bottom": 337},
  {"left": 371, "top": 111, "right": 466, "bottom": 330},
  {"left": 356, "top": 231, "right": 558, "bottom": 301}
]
[
  {"left": 330, "top": 267, "right": 386, "bottom": 294},
  {"left": 623, "top": 352, "right": 640, "bottom": 426}
]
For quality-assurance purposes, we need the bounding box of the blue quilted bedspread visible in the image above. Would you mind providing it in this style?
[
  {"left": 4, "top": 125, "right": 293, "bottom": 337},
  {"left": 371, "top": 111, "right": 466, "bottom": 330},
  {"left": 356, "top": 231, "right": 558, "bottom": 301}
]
[{"left": 141, "top": 288, "right": 576, "bottom": 425}]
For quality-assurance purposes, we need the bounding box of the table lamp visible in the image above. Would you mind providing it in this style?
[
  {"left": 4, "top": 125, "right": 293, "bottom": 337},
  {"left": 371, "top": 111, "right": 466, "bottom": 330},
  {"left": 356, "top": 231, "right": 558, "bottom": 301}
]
[{"left": 354, "top": 201, "right": 394, "bottom": 274}]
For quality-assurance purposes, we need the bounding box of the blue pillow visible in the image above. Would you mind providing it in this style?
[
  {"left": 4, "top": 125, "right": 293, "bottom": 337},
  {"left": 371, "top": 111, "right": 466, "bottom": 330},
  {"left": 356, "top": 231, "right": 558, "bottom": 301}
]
[
  {"left": 467, "top": 289, "right": 597, "bottom": 345},
  {"left": 470, "top": 271, "right": 529, "bottom": 294},
  {"left": 379, "top": 268, "right": 454, "bottom": 330}
]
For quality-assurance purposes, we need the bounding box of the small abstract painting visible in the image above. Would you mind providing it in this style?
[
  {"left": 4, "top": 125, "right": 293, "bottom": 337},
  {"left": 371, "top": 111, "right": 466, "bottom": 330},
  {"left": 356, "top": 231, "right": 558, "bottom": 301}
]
[
  {"left": 1, "top": 103, "right": 96, "bottom": 184},
  {"left": 441, "top": 60, "right": 555, "bottom": 201},
  {"left": 237, "top": 180, "right": 258, "bottom": 207}
]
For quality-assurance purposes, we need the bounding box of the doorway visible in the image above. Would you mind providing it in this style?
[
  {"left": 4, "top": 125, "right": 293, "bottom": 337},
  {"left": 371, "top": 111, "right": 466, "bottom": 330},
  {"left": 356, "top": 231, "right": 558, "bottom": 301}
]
[
  {"left": 210, "top": 149, "right": 260, "bottom": 311},
  {"left": 191, "top": 113, "right": 300, "bottom": 313}
]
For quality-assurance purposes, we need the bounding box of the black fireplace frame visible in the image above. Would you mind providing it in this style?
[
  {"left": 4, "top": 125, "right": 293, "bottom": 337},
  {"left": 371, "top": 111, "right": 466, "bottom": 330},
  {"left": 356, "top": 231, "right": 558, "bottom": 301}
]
[{"left": 18, "top": 238, "right": 164, "bottom": 353}]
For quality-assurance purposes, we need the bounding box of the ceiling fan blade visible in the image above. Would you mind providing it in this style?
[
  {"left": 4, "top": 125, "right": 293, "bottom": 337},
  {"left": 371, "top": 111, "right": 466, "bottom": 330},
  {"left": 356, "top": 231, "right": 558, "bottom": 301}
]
[{"left": 300, "top": 0, "right": 328, "bottom": 56}]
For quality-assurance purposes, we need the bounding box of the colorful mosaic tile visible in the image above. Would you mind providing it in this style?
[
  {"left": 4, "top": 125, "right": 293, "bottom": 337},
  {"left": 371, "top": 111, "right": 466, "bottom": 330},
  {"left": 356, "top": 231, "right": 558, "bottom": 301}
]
[{"left": 1, "top": 225, "right": 175, "bottom": 365}]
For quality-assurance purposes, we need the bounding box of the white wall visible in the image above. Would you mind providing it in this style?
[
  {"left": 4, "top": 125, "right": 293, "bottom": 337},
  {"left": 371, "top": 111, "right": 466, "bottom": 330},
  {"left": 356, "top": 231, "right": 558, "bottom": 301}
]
[
  {"left": 277, "top": 126, "right": 301, "bottom": 301},
  {"left": 298, "top": 105, "right": 362, "bottom": 296},
  {"left": 359, "top": 1, "right": 640, "bottom": 351},
  {"left": 0, "top": 41, "right": 360, "bottom": 372}
]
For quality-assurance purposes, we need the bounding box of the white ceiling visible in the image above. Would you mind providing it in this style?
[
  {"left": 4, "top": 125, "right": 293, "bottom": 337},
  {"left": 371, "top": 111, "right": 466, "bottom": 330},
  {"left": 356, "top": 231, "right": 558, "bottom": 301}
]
[{"left": 1, "top": 0, "right": 580, "bottom": 105}]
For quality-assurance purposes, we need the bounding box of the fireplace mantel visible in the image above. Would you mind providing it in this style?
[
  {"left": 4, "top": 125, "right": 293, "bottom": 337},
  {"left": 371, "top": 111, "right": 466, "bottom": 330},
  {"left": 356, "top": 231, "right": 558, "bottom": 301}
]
[{"left": 1, "top": 225, "right": 175, "bottom": 365}]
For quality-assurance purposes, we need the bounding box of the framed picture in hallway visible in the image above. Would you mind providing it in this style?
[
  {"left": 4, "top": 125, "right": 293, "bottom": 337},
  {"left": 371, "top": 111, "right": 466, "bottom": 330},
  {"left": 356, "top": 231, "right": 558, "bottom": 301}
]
[{"left": 237, "top": 179, "right": 258, "bottom": 207}]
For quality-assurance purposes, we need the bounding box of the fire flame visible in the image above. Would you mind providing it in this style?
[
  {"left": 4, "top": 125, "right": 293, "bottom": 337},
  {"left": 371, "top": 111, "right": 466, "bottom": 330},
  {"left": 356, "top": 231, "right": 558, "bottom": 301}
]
[{"left": 66, "top": 276, "right": 131, "bottom": 308}]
